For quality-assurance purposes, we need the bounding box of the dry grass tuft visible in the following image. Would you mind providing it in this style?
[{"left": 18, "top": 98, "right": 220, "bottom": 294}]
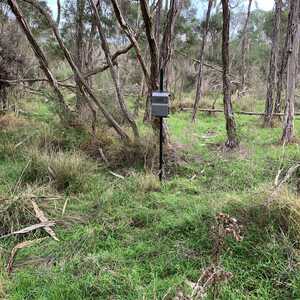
[
  {"left": 37, "top": 127, "right": 66, "bottom": 153},
  {"left": 0, "top": 185, "right": 60, "bottom": 236},
  {"left": 24, "top": 149, "right": 95, "bottom": 192},
  {"left": 0, "top": 113, "right": 28, "bottom": 131},
  {"left": 233, "top": 95, "right": 258, "bottom": 112},
  {"left": 137, "top": 173, "right": 161, "bottom": 192},
  {"left": 80, "top": 127, "right": 113, "bottom": 160},
  {"left": 268, "top": 186, "right": 300, "bottom": 240},
  {"left": 0, "top": 196, "right": 34, "bottom": 236},
  {"left": 0, "top": 262, "right": 7, "bottom": 299},
  {"left": 171, "top": 97, "right": 215, "bottom": 113},
  {"left": 82, "top": 130, "right": 158, "bottom": 170}
]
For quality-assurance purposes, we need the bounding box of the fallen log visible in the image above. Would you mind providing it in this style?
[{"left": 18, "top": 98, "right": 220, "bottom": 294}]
[{"left": 180, "top": 108, "right": 300, "bottom": 116}]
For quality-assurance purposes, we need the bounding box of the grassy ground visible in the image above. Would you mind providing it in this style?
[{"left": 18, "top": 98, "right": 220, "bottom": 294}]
[{"left": 0, "top": 98, "right": 300, "bottom": 299}]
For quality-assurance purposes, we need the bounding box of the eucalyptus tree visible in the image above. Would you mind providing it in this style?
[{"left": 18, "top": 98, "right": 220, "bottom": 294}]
[
  {"left": 281, "top": 0, "right": 300, "bottom": 144},
  {"left": 191, "top": 0, "right": 214, "bottom": 122},
  {"left": 221, "top": 0, "right": 238, "bottom": 148},
  {"left": 264, "top": 0, "right": 282, "bottom": 127}
]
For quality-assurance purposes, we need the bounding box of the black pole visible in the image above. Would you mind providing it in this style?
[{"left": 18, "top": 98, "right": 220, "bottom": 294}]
[
  {"left": 160, "top": 69, "right": 164, "bottom": 91},
  {"left": 159, "top": 116, "right": 163, "bottom": 181},
  {"left": 159, "top": 69, "right": 164, "bottom": 181}
]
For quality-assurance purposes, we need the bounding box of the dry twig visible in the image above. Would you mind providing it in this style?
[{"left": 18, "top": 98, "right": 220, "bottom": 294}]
[{"left": 7, "top": 238, "right": 46, "bottom": 274}]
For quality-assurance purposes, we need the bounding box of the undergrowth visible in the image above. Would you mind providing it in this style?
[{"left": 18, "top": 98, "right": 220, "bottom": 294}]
[{"left": 0, "top": 101, "right": 300, "bottom": 299}]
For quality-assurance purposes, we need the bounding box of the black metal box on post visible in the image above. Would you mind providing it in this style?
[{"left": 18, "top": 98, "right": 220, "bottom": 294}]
[
  {"left": 151, "top": 91, "right": 170, "bottom": 117},
  {"left": 150, "top": 70, "right": 170, "bottom": 181}
]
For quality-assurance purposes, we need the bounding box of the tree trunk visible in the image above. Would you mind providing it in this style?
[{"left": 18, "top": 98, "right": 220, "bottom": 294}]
[
  {"left": 7, "top": 0, "right": 74, "bottom": 125},
  {"left": 89, "top": 0, "right": 140, "bottom": 142},
  {"left": 140, "top": 0, "right": 160, "bottom": 123},
  {"left": 281, "top": 0, "right": 300, "bottom": 144},
  {"left": 140, "top": 0, "right": 171, "bottom": 155},
  {"left": 140, "top": 0, "right": 159, "bottom": 92},
  {"left": 85, "top": 17, "right": 97, "bottom": 87},
  {"left": 264, "top": 0, "right": 282, "bottom": 127},
  {"left": 221, "top": 0, "right": 238, "bottom": 149},
  {"left": 75, "top": 0, "right": 86, "bottom": 115},
  {"left": 0, "top": 88, "right": 8, "bottom": 111},
  {"left": 237, "top": 0, "right": 252, "bottom": 93},
  {"left": 154, "top": 0, "right": 162, "bottom": 47},
  {"left": 191, "top": 0, "right": 213, "bottom": 122},
  {"left": 110, "top": 0, "right": 151, "bottom": 88},
  {"left": 56, "top": 0, "right": 61, "bottom": 26},
  {"left": 159, "top": 0, "right": 181, "bottom": 72},
  {"left": 274, "top": 7, "right": 288, "bottom": 115}
]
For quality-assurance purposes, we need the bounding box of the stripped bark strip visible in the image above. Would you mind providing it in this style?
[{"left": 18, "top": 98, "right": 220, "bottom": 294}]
[
  {"left": 0, "top": 222, "right": 55, "bottom": 239},
  {"left": 89, "top": 0, "right": 139, "bottom": 141},
  {"left": 31, "top": 200, "right": 59, "bottom": 241},
  {"left": 7, "top": 0, "right": 74, "bottom": 124},
  {"left": 21, "top": 0, "right": 129, "bottom": 141},
  {"left": 7, "top": 238, "right": 46, "bottom": 274}
]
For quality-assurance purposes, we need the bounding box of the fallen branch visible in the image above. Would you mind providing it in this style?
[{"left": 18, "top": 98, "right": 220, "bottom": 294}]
[
  {"left": 7, "top": 238, "right": 46, "bottom": 274},
  {"left": 0, "top": 221, "right": 55, "bottom": 239},
  {"left": 109, "top": 171, "right": 125, "bottom": 179},
  {"left": 31, "top": 200, "right": 59, "bottom": 241},
  {"left": 98, "top": 147, "right": 109, "bottom": 165},
  {"left": 0, "top": 78, "right": 75, "bottom": 90},
  {"left": 180, "top": 108, "right": 300, "bottom": 116}
]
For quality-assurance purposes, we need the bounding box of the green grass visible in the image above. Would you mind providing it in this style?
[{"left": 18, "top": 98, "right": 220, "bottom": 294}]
[{"left": 1, "top": 102, "right": 300, "bottom": 299}]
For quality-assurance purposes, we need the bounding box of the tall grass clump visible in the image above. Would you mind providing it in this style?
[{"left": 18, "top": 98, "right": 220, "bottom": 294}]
[
  {"left": 0, "top": 196, "right": 34, "bottom": 235},
  {"left": 0, "top": 257, "right": 7, "bottom": 299},
  {"left": 24, "top": 149, "right": 95, "bottom": 192},
  {"left": 268, "top": 186, "right": 300, "bottom": 242}
]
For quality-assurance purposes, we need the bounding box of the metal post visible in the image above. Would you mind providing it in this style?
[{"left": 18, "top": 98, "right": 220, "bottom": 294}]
[
  {"left": 159, "top": 69, "right": 164, "bottom": 181},
  {"left": 159, "top": 116, "right": 163, "bottom": 181}
]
